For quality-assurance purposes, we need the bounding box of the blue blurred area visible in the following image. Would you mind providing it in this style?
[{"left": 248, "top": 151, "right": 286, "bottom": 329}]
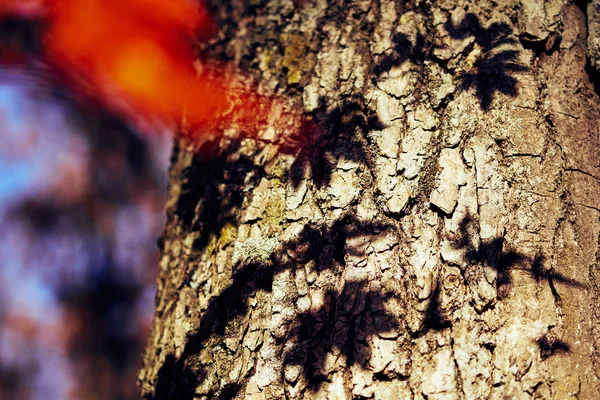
[
  {"left": 0, "top": 74, "right": 170, "bottom": 399},
  {"left": 0, "top": 83, "right": 39, "bottom": 201}
]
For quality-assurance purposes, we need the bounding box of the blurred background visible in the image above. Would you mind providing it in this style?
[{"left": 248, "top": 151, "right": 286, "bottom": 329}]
[{"left": 0, "top": 15, "right": 172, "bottom": 400}]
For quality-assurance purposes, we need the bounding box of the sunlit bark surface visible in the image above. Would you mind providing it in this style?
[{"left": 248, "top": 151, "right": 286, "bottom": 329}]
[{"left": 139, "top": 1, "right": 600, "bottom": 398}]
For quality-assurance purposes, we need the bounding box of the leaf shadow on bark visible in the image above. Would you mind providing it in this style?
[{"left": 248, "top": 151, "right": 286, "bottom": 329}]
[
  {"left": 171, "top": 92, "right": 380, "bottom": 257},
  {"left": 152, "top": 261, "right": 273, "bottom": 400},
  {"left": 151, "top": 204, "right": 587, "bottom": 398},
  {"left": 149, "top": 11, "right": 570, "bottom": 398},
  {"left": 288, "top": 96, "right": 374, "bottom": 191},
  {"left": 280, "top": 216, "right": 401, "bottom": 391},
  {"left": 283, "top": 284, "right": 400, "bottom": 390},
  {"left": 151, "top": 213, "right": 400, "bottom": 398},
  {"left": 373, "top": 31, "right": 427, "bottom": 79},
  {"left": 535, "top": 334, "right": 571, "bottom": 359},
  {"left": 421, "top": 282, "right": 452, "bottom": 331},
  {"left": 451, "top": 213, "right": 586, "bottom": 298},
  {"left": 373, "top": 12, "right": 529, "bottom": 111},
  {"left": 444, "top": 13, "right": 529, "bottom": 111},
  {"left": 443, "top": 13, "right": 519, "bottom": 51},
  {"left": 172, "top": 139, "right": 262, "bottom": 249}
]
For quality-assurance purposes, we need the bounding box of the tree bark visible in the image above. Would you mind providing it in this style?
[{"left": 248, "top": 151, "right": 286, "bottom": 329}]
[{"left": 139, "top": 1, "right": 600, "bottom": 398}]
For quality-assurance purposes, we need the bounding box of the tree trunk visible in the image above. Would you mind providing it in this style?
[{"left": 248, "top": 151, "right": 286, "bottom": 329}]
[{"left": 138, "top": 1, "right": 600, "bottom": 398}]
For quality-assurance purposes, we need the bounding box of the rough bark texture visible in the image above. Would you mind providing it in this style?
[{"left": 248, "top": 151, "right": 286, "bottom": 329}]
[
  {"left": 139, "top": 1, "right": 600, "bottom": 398},
  {"left": 588, "top": 0, "right": 600, "bottom": 71}
]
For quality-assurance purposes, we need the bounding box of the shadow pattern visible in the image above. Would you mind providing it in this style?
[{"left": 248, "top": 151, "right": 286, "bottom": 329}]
[
  {"left": 422, "top": 283, "right": 452, "bottom": 331},
  {"left": 451, "top": 214, "right": 585, "bottom": 299},
  {"left": 148, "top": 7, "right": 565, "bottom": 400},
  {"left": 374, "top": 32, "right": 427, "bottom": 78},
  {"left": 152, "top": 213, "right": 398, "bottom": 397},
  {"left": 289, "top": 96, "right": 373, "bottom": 191},
  {"left": 444, "top": 13, "right": 529, "bottom": 110},
  {"left": 151, "top": 206, "right": 586, "bottom": 398},
  {"left": 535, "top": 334, "right": 571, "bottom": 359},
  {"left": 373, "top": 12, "right": 529, "bottom": 111}
]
